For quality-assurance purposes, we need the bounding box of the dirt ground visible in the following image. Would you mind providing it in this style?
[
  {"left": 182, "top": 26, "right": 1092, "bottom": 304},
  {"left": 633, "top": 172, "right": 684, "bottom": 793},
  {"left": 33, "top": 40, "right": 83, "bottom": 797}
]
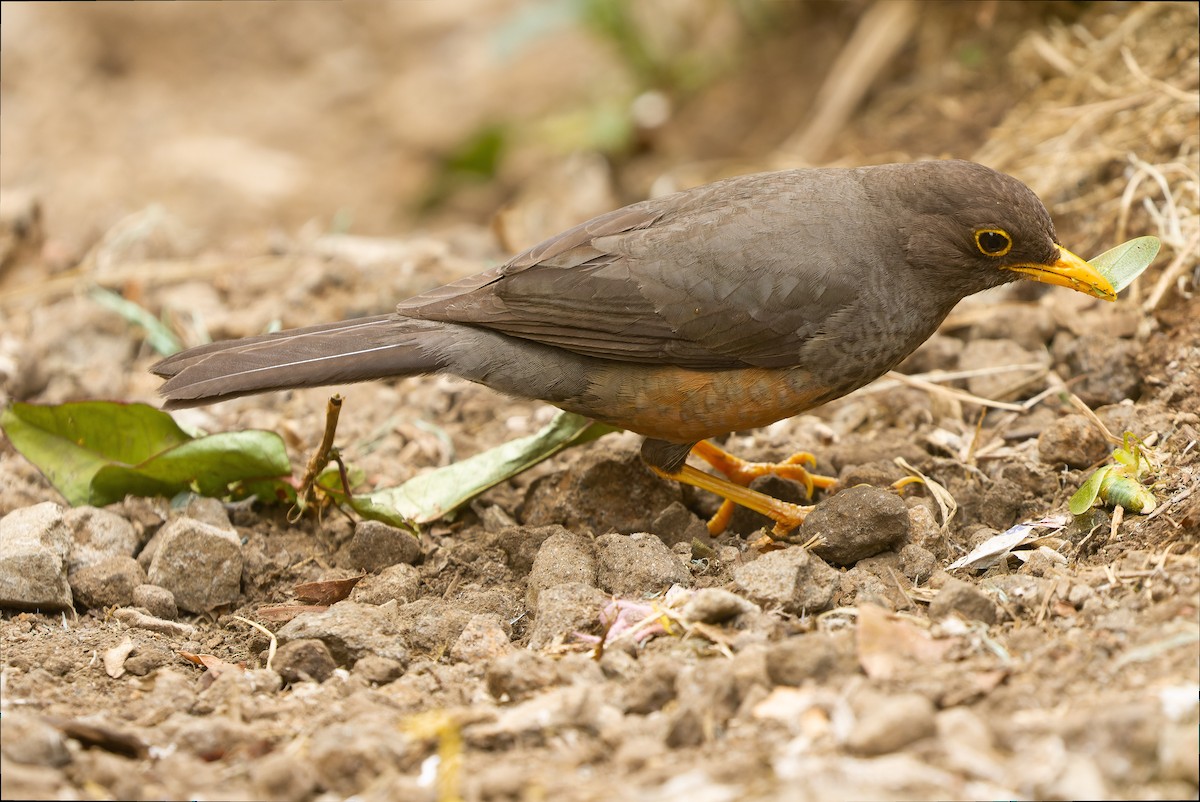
[{"left": 1, "top": 3, "right": 1198, "bottom": 801}]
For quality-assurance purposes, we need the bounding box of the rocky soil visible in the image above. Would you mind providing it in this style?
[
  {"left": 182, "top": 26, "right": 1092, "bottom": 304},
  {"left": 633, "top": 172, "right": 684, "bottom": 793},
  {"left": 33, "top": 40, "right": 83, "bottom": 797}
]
[{"left": 2, "top": 3, "right": 1198, "bottom": 801}]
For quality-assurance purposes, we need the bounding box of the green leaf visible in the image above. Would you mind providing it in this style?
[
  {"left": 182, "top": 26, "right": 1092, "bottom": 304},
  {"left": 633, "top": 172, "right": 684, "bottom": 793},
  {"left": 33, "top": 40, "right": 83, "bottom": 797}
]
[
  {"left": 1089, "top": 236, "right": 1161, "bottom": 293},
  {"left": 1, "top": 401, "right": 290, "bottom": 506},
  {"left": 90, "top": 430, "right": 292, "bottom": 507},
  {"left": 356, "top": 411, "right": 618, "bottom": 525},
  {"left": 2, "top": 401, "right": 194, "bottom": 505},
  {"left": 1068, "top": 465, "right": 1112, "bottom": 516},
  {"left": 88, "top": 286, "right": 184, "bottom": 356}
]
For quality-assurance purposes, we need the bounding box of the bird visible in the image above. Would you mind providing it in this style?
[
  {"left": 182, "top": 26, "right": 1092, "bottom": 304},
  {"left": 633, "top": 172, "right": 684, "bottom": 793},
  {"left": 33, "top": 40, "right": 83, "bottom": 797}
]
[{"left": 153, "top": 159, "right": 1116, "bottom": 536}]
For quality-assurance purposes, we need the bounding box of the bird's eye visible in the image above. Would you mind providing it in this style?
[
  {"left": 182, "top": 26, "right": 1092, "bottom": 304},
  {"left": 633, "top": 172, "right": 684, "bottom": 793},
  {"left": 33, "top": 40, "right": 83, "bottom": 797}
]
[{"left": 974, "top": 228, "right": 1013, "bottom": 257}]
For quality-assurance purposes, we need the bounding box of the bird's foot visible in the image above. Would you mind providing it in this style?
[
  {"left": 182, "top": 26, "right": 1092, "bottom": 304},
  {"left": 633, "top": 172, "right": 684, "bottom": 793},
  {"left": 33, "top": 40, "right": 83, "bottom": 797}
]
[
  {"left": 690, "top": 440, "right": 836, "bottom": 535},
  {"left": 652, "top": 463, "right": 814, "bottom": 539}
]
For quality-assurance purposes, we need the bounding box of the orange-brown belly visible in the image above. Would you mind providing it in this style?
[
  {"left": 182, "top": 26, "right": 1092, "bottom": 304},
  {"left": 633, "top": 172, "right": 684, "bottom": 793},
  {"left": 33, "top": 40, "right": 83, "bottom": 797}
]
[{"left": 565, "top": 364, "right": 832, "bottom": 444}]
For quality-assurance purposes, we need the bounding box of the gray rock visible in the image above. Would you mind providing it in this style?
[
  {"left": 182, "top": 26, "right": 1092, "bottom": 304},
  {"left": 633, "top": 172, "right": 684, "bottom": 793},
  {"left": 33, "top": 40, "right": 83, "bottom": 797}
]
[
  {"left": 350, "top": 562, "right": 422, "bottom": 605},
  {"left": 848, "top": 692, "right": 936, "bottom": 755},
  {"left": 527, "top": 581, "right": 609, "bottom": 650},
  {"left": 898, "top": 543, "right": 937, "bottom": 584},
  {"left": 960, "top": 338, "right": 1047, "bottom": 399},
  {"left": 765, "top": 632, "right": 856, "bottom": 685},
  {"left": 176, "top": 494, "right": 234, "bottom": 532},
  {"left": 526, "top": 529, "right": 596, "bottom": 608},
  {"left": 342, "top": 519, "right": 421, "bottom": 571},
  {"left": 0, "top": 502, "right": 73, "bottom": 611},
  {"left": 147, "top": 517, "right": 243, "bottom": 614},
  {"left": 595, "top": 531, "right": 692, "bottom": 596},
  {"left": 393, "top": 598, "right": 473, "bottom": 656},
  {"left": 69, "top": 555, "right": 146, "bottom": 609},
  {"left": 352, "top": 655, "right": 406, "bottom": 685},
  {"left": 0, "top": 711, "right": 71, "bottom": 767},
  {"left": 122, "top": 645, "right": 173, "bottom": 677},
  {"left": 485, "top": 649, "right": 567, "bottom": 701},
  {"left": 131, "top": 583, "right": 178, "bottom": 619},
  {"left": 63, "top": 506, "right": 139, "bottom": 573},
  {"left": 1037, "top": 413, "right": 1111, "bottom": 468},
  {"left": 274, "top": 638, "right": 337, "bottom": 683},
  {"left": 449, "top": 613, "right": 511, "bottom": 662},
  {"left": 520, "top": 447, "right": 681, "bottom": 534},
  {"left": 732, "top": 547, "right": 838, "bottom": 615},
  {"left": 906, "top": 504, "right": 947, "bottom": 559},
  {"left": 1052, "top": 332, "right": 1141, "bottom": 408},
  {"left": 486, "top": 524, "right": 566, "bottom": 576},
  {"left": 649, "top": 501, "right": 710, "bottom": 547},
  {"left": 277, "top": 600, "right": 409, "bottom": 666},
  {"left": 680, "top": 587, "right": 758, "bottom": 624},
  {"left": 929, "top": 577, "right": 998, "bottom": 625},
  {"left": 805, "top": 485, "right": 910, "bottom": 566}
]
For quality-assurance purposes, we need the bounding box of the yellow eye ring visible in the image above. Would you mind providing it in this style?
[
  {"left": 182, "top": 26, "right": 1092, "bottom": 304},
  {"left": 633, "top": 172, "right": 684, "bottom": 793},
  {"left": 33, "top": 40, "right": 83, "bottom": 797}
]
[{"left": 975, "top": 228, "right": 1013, "bottom": 257}]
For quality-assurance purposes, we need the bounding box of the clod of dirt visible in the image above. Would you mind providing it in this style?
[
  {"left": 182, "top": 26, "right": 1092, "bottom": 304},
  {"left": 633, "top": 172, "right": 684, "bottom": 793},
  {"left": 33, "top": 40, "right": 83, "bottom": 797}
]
[
  {"left": 349, "top": 562, "right": 422, "bottom": 605},
  {"left": 962, "top": 304, "right": 1058, "bottom": 352},
  {"left": 824, "top": 431, "right": 929, "bottom": 473},
  {"left": 122, "top": 644, "right": 173, "bottom": 677},
  {"left": 306, "top": 716, "right": 424, "bottom": 798},
  {"left": 393, "top": 598, "right": 475, "bottom": 656},
  {"left": 765, "top": 632, "right": 857, "bottom": 686},
  {"left": 960, "top": 338, "right": 1049, "bottom": 399},
  {"left": 352, "top": 654, "right": 406, "bottom": 685},
  {"left": 130, "top": 583, "right": 177, "bottom": 618},
  {"left": 649, "top": 500, "right": 710, "bottom": 547},
  {"left": 486, "top": 524, "right": 565, "bottom": 575},
  {"left": 595, "top": 531, "right": 693, "bottom": 595},
  {"left": 847, "top": 691, "right": 936, "bottom": 756},
  {"left": 526, "top": 528, "right": 597, "bottom": 607},
  {"left": 898, "top": 543, "right": 937, "bottom": 584},
  {"left": 274, "top": 637, "right": 337, "bottom": 684},
  {"left": 276, "top": 600, "right": 410, "bottom": 667},
  {"left": 146, "top": 517, "right": 243, "bottom": 614},
  {"left": 520, "top": 447, "right": 682, "bottom": 534},
  {"left": 679, "top": 587, "right": 759, "bottom": 624},
  {"left": 929, "top": 577, "right": 999, "bottom": 625},
  {"left": 1052, "top": 332, "right": 1142, "bottom": 407},
  {"left": 340, "top": 519, "right": 422, "bottom": 571},
  {"left": 68, "top": 555, "right": 145, "bottom": 609},
  {"left": 905, "top": 504, "right": 949, "bottom": 560},
  {"left": 732, "top": 547, "right": 839, "bottom": 614},
  {"left": 0, "top": 711, "right": 71, "bottom": 768},
  {"left": 1037, "top": 413, "right": 1111, "bottom": 468},
  {"left": 612, "top": 653, "right": 680, "bottom": 714},
  {"left": 805, "top": 485, "right": 910, "bottom": 566},
  {"left": 0, "top": 502, "right": 73, "bottom": 611},
  {"left": 527, "top": 581, "right": 609, "bottom": 650},
  {"left": 449, "top": 613, "right": 512, "bottom": 662},
  {"left": 175, "top": 494, "right": 234, "bottom": 532},
  {"left": 485, "top": 648, "right": 569, "bottom": 701},
  {"left": 836, "top": 459, "right": 909, "bottom": 491},
  {"left": 63, "top": 505, "right": 140, "bottom": 573}
]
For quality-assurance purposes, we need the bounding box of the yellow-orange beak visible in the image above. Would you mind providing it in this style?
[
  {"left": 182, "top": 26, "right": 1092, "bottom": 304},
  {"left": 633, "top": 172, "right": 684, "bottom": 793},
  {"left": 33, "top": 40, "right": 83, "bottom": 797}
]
[{"left": 1005, "top": 245, "right": 1116, "bottom": 302}]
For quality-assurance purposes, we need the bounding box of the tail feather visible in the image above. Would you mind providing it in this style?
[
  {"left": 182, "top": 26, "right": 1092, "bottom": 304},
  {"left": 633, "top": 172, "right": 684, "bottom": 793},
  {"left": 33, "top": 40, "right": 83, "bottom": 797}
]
[{"left": 154, "top": 316, "right": 447, "bottom": 408}]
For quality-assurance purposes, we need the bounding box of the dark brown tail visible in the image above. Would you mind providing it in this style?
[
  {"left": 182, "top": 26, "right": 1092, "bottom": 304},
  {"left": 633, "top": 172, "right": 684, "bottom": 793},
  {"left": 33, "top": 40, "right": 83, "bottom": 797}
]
[{"left": 152, "top": 315, "right": 448, "bottom": 408}]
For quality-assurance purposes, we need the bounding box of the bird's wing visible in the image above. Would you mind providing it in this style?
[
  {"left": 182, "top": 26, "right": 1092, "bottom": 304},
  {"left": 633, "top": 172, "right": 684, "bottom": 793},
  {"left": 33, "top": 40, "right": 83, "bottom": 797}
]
[{"left": 401, "top": 171, "right": 875, "bottom": 369}]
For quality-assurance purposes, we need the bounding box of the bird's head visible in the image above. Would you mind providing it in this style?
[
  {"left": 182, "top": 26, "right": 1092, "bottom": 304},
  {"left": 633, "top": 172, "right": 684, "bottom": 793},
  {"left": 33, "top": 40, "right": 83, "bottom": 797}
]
[{"left": 889, "top": 160, "right": 1116, "bottom": 301}]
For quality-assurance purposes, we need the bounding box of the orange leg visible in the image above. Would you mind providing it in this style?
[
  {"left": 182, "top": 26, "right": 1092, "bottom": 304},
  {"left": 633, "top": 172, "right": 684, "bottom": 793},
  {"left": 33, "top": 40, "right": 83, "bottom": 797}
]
[
  {"left": 689, "top": 440, "right": 836, "bottom": 535},
  {"left": 650, "top": 463, "right": 813, "bottom": 539}
]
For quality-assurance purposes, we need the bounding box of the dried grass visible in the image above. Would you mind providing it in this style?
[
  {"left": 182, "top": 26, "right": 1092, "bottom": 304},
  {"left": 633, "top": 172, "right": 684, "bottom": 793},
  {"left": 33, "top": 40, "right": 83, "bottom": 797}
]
[{"left": 975, "top": 2, "right": 1199, "bottom": 287}]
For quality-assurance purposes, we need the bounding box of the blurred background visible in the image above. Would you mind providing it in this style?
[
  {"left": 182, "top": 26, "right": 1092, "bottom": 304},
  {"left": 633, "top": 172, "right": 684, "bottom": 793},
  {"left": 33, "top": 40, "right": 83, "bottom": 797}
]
[
  {"left": 5, "top": 1, "right": 1192, "bottom": 261},
  {"left": 0, "top": 0, "right": 1195, "bottom": 404}
]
